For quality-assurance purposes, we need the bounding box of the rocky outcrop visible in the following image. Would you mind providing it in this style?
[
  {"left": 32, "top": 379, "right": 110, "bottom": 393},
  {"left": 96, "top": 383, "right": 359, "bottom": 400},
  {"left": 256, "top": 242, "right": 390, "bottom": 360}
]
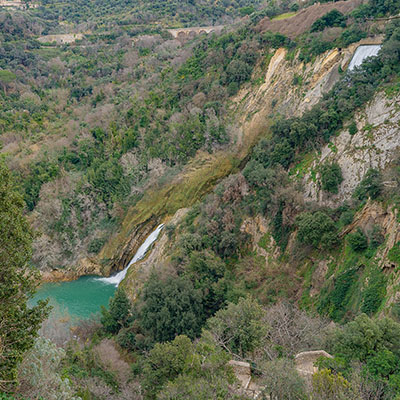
[
  {"left": 120, "top": 208, "right": 189, "bottom": 299},
  {"left": 229, "top": 360, "right": 261, "bottom": 399},
  {"left": 305, "top": 200, "right": 400, "bottom": 314},
  {"left": 101, "top": 217, "right": 162, "bottom": 276},
  {"left": 232, "top": 39, "right": 372, "bottom": 156},
  {"left": 40, "top": 257, "right": 103, "bottom": 282},
  {"left": 295, "top": 350, "right": 333, "bottom": 377},
  {"left": 310, "top": 259, "right": 332, "bottom": 298},
  {"left": 302, "top": 92, "right": 400, "bottom": 207},
  {"left": 340, "top": 201, "right": 400, "bottom": 268},
  {"left": 240, "top": 216, "right": 281, "bottom": 270}
]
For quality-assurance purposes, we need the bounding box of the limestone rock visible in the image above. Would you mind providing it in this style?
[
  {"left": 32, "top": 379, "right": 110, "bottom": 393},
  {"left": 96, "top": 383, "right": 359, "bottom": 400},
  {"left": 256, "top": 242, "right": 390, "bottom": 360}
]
[
  {"left": 295, "top": 350, "right": 333, "bottom": 377},
  {"left": 120, "top": 208, "right": 189, "bottom": 300},
  {"left": 302, "top": 92, "right": 400, "bottom": 207},
  {"left": 229, "top": 360, "right": 252, "bottom": 390}
]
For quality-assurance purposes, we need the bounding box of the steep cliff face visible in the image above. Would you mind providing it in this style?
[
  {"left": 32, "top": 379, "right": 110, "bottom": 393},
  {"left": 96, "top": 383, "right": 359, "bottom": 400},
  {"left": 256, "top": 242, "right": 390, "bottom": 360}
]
[
  {"left": 302, "top": 91, "right": 400, "bottom": 207},
  {"left": 98, "top": 152, "right": 234, "bottom": 277},
  {"left": 120, "top": 208, "right": 189, "bottom": 300},
  {"left": 42, "top": 33, "right": 393, "bottom": 287},
  {"left": 119, "top": 68, "right": 399, "bottom": 316},
  {"left": 231, "top": 46, "right": 350, "bottom": 154},
  {"left": 230, "top": 35, "right": 385, "bottom": 155},
  {"left": 239, "top": 200, "right": 400, "bottom": 318},
  {"left": 99, "top": 39, "right": 380, "bottom": 281}
]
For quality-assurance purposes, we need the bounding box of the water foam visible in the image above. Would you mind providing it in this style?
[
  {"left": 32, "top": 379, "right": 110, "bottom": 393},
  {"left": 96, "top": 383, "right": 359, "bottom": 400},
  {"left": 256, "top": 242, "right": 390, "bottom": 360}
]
[
  {"left": 348, "top": 45, "right": 381, "bottom": 71},
  {"left": 98, "top": 224, "right": 164, "bottom": 286}
]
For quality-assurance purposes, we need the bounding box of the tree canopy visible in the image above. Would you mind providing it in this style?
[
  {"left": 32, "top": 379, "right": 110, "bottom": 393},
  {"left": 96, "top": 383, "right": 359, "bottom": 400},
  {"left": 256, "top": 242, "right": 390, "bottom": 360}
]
[{"left": 0, "top": 160, "right": 49, "bottom": 391}]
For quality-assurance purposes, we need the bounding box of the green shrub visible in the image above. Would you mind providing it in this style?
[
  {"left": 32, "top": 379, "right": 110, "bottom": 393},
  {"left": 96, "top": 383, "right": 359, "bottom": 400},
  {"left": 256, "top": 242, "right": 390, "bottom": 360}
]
[
  {"left": 116, "top": 327, "right": 137, "bottom": 351},
  {"left": 339, "top": 209, "right": 355, "bottom": 226},
  {"left": 353, "top": 169, "right": 382, "bottom": 201},
  {"left": 368, "top": 225, "right": 384, "bottom": 249},
  {"left": 320, "top": 162, "right": 343, "bottom": 194},
  {"left": 296, "top": 211, "right": 338, "bottom": 249},
  {"left": 227, "top": 81, "right": 239, "bottom": 96},
  {"left": 101, "top": 289, "right": 131, "bottom": 334},
  {"left": 388, "top": 243, "right": 400, "bottom": 264},
  {"left": 165, "top": 223, "right": 176, "bottom": 239},
  {"left": 348, "top": 121, "right": 358, "bottom": 135},
  {"left": 347, "top": 228, "right": 368, "bottom": 252},
  {"left": 205, "top": 297, "right": 267, "bottom": 358},
  {"left": 292, "top": 74, "right": 303, "bottom": 86},
  {"left": 239, "top": 6, "right": 255, "bottom": 16},
  {"left": 311, "top": 10, "right": 346, "bottom": 32},
  {"left": 361, "top": 269, "right": 386, "bottom": 315},
  {"left": 0, "top": 395, "right": 17, "bottom": 400},
  {"left": 261, "top": 31, "right": 293, "bottom": 48},
  {"left": 318, "top": 268, "right": 358, "bottom": 321},
  {"left": 225, "top": 59, "right": 252, "bottom": 84},
  {"left": 23, "top": 160, "right": 60, "bottom": 211},
  {"left": 88, "top": 237, "right": 106, "bottom": 254},
  {"left": 272, "top": 203, "right": 291, "bottom": 251},
  {"left": 142, "top": 335, "right": 192, "bottom": 398},
  {"left": 271, "top": 139, "right": 294, "bottom": 168},
  {"left": 87, "top": 157, "right": 129, "bottom": 205},
  {"left": 339, "top": 24, "right": 367, "bottom": 47},
  {"left": 330, "top": 314, "right": 400, "bottom": 365},
  {"left": 366, "top": 349, "right": 397, "bottom": 378},
  {"left": 140, "top": 274, "right": 204, "bottom": 342}
]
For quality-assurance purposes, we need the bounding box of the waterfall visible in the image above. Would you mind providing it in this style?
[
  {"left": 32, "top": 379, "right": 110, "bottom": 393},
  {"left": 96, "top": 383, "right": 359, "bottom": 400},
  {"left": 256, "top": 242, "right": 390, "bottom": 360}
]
[
  {"left": 98, "top": 224, "right": 164, "bottom": 286},
  {"left": 348, "top": 45, "right": 381, "bottom": 71}
]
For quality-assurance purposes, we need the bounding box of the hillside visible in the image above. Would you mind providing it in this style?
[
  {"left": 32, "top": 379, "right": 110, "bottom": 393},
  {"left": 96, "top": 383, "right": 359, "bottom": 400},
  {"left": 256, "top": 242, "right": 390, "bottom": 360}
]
[{"left": 1, "top": 0, "right": 400, "bottom": 398}]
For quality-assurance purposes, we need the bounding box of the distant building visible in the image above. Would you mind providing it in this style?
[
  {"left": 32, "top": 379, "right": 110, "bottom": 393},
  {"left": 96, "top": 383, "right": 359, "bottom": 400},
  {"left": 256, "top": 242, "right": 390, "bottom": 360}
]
[
  {"left": 0, "top": 0, "right": 38, "bottom": 9},
  {"left": 37, "top": 34, "right": 84, "bottom": 45}
]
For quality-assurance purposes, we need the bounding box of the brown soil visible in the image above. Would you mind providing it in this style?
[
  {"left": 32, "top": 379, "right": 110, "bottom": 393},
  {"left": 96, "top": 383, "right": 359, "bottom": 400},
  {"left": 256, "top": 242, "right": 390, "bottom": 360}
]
[{"left": 256, "top": 0, "right": 363, "bottom": 39}]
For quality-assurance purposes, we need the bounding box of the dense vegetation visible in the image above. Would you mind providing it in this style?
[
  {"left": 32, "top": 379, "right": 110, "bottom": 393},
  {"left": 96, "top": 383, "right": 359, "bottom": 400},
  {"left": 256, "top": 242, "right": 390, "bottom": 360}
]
[
  {"left": 92, "top": 14, "right": 400, "bottom": 397},
  {"left": 66, "top": 18, "right": 400, "bottom": 398},
  {"left": 36, "top": 0, "right": 271, "bottom": 26},
  {"left": 2, "top": 0, "right": 398, "bottom": 272},
  {"left": 2, "top": 0, "right": 400, "bottom": 398},
  {"left": 0, "top": 161, "right": 49, "bottom": 391}
]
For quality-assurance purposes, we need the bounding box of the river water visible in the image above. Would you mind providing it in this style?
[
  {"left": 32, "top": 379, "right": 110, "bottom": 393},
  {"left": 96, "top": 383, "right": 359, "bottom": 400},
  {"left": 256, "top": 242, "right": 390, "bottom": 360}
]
[{"left": 31, "top": 225, "right": 164, "bottom": 320}]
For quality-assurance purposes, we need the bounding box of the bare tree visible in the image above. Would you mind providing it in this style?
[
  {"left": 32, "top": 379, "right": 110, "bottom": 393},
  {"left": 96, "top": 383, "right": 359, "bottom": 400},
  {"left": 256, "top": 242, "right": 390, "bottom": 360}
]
[
  {"left": 349, "top": 363, "right": 388, "bottom": 400},
  {"left": 261, "top": 301, "right": 329, "bottom": 360}
]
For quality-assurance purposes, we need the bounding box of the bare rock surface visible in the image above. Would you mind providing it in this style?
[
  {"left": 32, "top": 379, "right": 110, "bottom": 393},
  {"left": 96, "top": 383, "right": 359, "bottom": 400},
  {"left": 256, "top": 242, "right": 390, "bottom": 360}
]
[
  {"left": 302, "top": 92, "right": 400, "bottom": 207},
  {"left": 295, "top": 350, "right": 333, "bottom": 377}
]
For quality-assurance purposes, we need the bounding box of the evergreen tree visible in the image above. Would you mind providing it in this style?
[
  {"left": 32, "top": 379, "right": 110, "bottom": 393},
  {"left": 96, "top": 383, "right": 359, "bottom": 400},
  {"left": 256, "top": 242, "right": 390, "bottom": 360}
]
[
  {"left": 320, "top": 162, "right": 343, "bottom": 194},
  {"left": 101, "top": 288, "right": 131, "bottom": 334},
  {"left": 0, "top": 160, "right": 49, "bottom": 391},
  {"left": 140, "top": 274, "right": 204, "bottom": 343}
]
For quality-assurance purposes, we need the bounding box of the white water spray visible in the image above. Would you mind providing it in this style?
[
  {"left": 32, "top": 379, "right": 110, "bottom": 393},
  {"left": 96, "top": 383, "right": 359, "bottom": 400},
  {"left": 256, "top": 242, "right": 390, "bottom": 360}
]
[
  {"left": 98, "top": 224, "right": 164, "bottom": 286},
  {"left": 348, "top": 45, "right": 381, "bottom": 71}
]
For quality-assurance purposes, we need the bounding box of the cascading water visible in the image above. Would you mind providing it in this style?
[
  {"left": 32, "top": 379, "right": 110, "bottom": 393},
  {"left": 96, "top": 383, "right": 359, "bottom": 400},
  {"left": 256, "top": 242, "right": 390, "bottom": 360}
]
[
  {"left": 98, "top": 224, "right": 164, "bottom": 286},
  {"left": 348, "top": 45, "right": 381, "bottom": 71},
  {"left": 31, "top": 224, "right": 164, "bottom": 319}
]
